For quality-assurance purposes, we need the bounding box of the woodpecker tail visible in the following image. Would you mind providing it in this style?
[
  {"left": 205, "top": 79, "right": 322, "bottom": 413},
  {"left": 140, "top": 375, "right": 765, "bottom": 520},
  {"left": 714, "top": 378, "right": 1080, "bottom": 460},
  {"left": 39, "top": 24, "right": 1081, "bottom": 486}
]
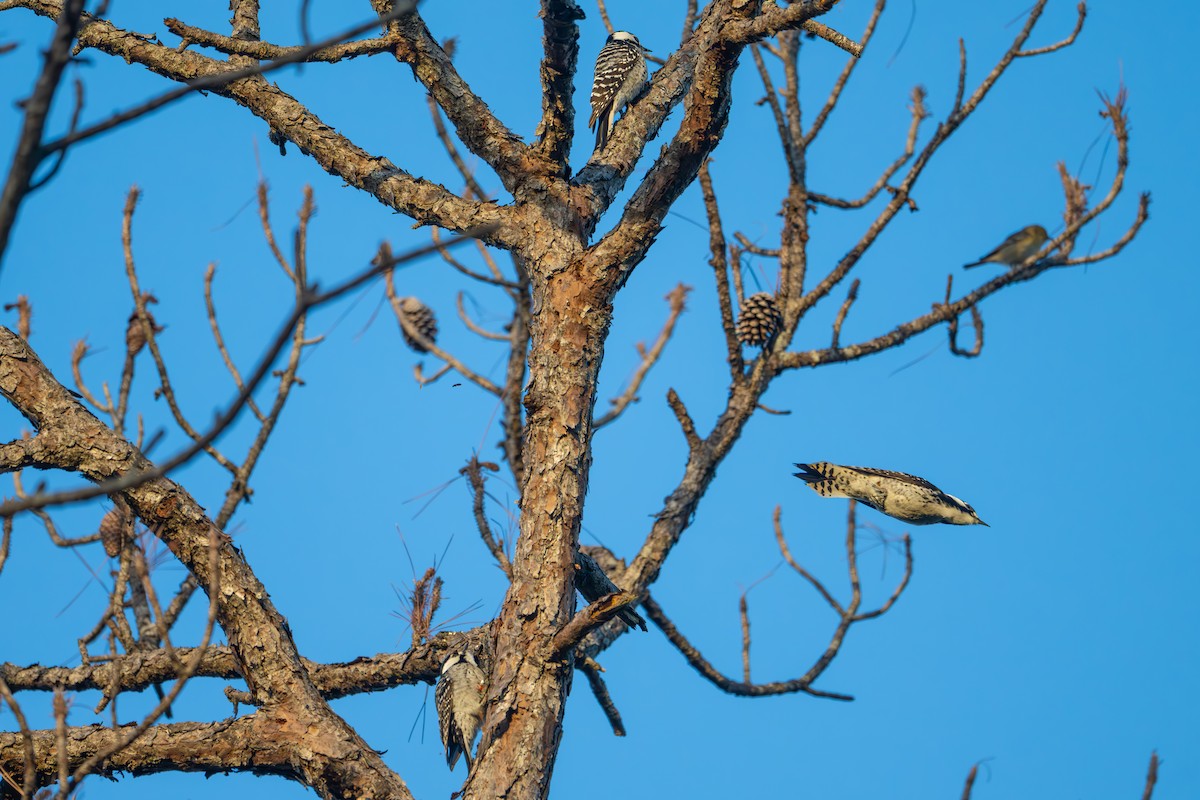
[
  {"left": 793, "top": 462, "right": 824, "bottom": 484},
  {"left": 793, "top": 462, "right": 844, "bottom": 499},
  {"left": 593, "top": 112, "right": 611, "bottom": 152},
  {"left": 962, "top": 259, "right": 987, "bottom": 269}
]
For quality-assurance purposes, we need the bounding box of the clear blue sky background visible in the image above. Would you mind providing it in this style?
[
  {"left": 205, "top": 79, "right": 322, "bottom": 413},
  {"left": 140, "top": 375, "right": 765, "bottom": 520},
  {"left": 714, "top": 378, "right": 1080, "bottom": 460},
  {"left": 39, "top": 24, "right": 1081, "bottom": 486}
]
[{"left": 1, "top": 2, "right": 1196, "bottom": 799}]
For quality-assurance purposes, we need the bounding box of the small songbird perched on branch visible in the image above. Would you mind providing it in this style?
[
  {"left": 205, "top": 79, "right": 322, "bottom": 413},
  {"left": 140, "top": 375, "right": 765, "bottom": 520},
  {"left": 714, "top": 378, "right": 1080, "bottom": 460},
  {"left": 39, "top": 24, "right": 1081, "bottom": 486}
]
[
  {"left": 794, "top": 462, "right": 987, "bottom": 526},
  {"left": 436, "top": 651, "right": 486, "bottom": 772},
  {"left": 963, "top": 224, "right": 1049, "bottom": 269},
  {"left": 589, "top": 31, "right": 650, "bottom": 152}
]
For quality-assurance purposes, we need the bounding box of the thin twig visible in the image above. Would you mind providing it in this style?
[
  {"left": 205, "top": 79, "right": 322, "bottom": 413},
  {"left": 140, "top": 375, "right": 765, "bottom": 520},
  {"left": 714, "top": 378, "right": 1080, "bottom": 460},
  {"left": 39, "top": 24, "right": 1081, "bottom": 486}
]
[
  {"left": 68, "top": 526, "right": 222, "bottom": 793},
  {"left": 666, "top": 388, "right": 701, "bottom": 452},
  {"left": 578, "top": 659, "right": 625, "bottom": 736},
  {"left": 460, "top": 456, "right": 512, "bottom": 577},
  {"left": 0, "top": 227, "right": 494, "bottom": 517},
  {"left": 1141, "top": 751, "right": 1158, "bottom": 800},
  {"left": 961, "top": 764, "right": 978, "bottom": 800},
  {"left": 698, "top": 162, "right": 743, "bottom": 380},
  {"left": 594, "top": 284, "right": 690, "bottom": 428},
  {"left": 0, "top": 673, "right": 36, "bottom": 797},
  {"left": 1015, "top": 2, "right": 1086, "bottom": 57},
  {"left": 205, "top": 263, "right": 266, "bottom": 422},
  {"left": 830, "top": 279, "right": 860, "bottom": 349},
  {"left": 383, "top": 259, "right": 502, "bottom": 396},
  {"left": 456, "top": 292, "right": 509, "bottom": 341}
]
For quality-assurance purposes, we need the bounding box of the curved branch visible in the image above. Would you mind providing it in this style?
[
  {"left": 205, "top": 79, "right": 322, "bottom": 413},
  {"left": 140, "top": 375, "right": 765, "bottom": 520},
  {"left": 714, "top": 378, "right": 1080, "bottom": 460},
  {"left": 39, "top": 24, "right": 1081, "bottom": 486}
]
[
  {"left": 7, "top": 0, "right": 516, "bottom": 248},
  {"left": 1015, "top": 1, "right": 1086, "bottom": 57},
  {"left": 374, "top": 2, "right": 529, "bottom": 193},
  {"left": 642, "top": 594, "right": 852, "bottom": 701},
  {"left": 594, "top": 284, "right": 690, "bottom": 429},
  {"left": 164, "top": 17, "right": 399, "bottom": 62}
]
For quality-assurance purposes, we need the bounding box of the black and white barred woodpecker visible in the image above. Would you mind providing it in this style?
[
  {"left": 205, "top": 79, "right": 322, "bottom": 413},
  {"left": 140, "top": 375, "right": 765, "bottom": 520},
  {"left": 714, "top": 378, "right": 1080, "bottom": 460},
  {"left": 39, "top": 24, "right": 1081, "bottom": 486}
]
[
  {"left": 435, "top": 651, "right": 486, "bottom": 772},
  {"left": 589, "top": 31, "right": 650, "bottom": 152},
  {"left": 794, "top": 462, "right": 987, "bottom": 526}
]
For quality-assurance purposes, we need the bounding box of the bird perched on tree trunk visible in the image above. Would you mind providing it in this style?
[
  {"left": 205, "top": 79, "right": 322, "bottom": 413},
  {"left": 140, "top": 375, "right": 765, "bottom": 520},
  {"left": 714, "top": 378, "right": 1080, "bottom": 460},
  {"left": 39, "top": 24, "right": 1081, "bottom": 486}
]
[
  {"left": 589, "top": 31, "right": 650, "bottom": 152},
  {"left": 963, "top": 224, "right": 1049, "bottom": 269},
  {"left": 575, "top": 549, "right": 647, "bottom": 631},
  {"left": 794, "top": 462, "right": 987, "bottom": 526},
  {"left": 436, "top": 651, "right": 486, "bottom": 772}
]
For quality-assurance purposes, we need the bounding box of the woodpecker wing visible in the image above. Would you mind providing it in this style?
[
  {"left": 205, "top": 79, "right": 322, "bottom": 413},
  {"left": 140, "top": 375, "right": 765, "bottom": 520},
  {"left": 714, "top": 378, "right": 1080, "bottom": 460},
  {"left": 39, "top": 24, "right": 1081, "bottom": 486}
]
[
  {"left": 435, "top": 668, "right": 464, "bottom": 770},
  {"left": 846, "top": 465, "right": 980, "bottom": 519},
  {"left": 590, "top": 37, "right": 646, "bottom": 150},
  {"left": 575, "top": 550, "right": 647, "bottom": 631},
  {"left": 842, "top": 465, "right": 943, "bottom": 493}
]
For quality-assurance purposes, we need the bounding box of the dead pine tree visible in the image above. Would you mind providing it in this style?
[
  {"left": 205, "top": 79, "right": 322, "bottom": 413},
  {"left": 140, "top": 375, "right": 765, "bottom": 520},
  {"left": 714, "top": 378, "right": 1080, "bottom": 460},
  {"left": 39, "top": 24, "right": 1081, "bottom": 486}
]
[{"left": 0, "top": 2, "right": 1152, "bottom": 800}]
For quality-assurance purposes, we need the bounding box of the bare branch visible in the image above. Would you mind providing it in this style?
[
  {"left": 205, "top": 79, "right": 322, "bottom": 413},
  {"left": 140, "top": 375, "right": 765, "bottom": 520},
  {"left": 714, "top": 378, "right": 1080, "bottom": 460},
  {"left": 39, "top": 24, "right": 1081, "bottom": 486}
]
[
  {"left": 384, "top": 258, "right": 502, "bottom": 396},
  {"left": 0, "top": 0, "right": 87, "bottom": 271},
  {"left": 725, "top": 4, "right": 862, "bottom": 56},
  {"left": 830, "top": 279, "right": 860, "bottom": 349},
  {"left": 804, "top": 0, "right": 886, "bottom": 144},
  {"left": 961, "top": 764, "right": 979, "bottom": 800},
  {"left": 163, "top": 17, "right": 398, "bottom": 62},
  {"left": 595, "top": 284, "right": 690, "bottom": 429},
  {"left": 204, "top": 263, "right": 266, "bottom": 423},
  {"left": 1142, "top": 751, "right": 1159, "bottom": 800},
  {"left": 551, "top": 591, "right": 640, "bottom": 658},
  {"left": 642, "top": 594, "right": 853, "bottom": 701},
  {"left": 0, "top": 673, "right": 36, "bottom": 797},
  {"left": 0, "top": 229, "right": 492, "bottom": 517},
  {"left": 3, "top": 295, "right": 31, "bottom": 341},
  {"left": 698, "top": 162, "right": 743, "bottom": 380},
  {"left": 121, "top": 187, "right": 238, "bottom": 475},
  {"left": 456, "top": 292, "right": 509, "bottom": 341},
  {"left": 739, "top": 592, "right": 751, "bottom": 683},
  {"left": 774, "top": 506, "right": 842, "bottom": 615},
  {"left": 1016, "top": 2, "right": 1087, "bottom": 57},
  {"left": 665, "top": 388, "right": 701, "bottom": 452},
  {"left": 461, "top": 457, "right": 512, "bottom": 577},
  {"left": 578, "top": 659, "right": 625, "bottom": 736}
]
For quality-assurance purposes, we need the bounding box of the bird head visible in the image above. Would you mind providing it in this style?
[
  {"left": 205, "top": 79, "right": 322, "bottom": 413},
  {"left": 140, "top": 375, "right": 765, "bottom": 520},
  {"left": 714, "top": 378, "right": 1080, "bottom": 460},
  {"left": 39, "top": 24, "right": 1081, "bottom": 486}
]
[
  {"left": 441, "top": 650, "right": 480, "bottom": 673},
  {"left": 610, "top": 30, "right": 651, "bottom": 52},
  {"left": 945, "top": 493, "right": 988, "bottom": 526}
]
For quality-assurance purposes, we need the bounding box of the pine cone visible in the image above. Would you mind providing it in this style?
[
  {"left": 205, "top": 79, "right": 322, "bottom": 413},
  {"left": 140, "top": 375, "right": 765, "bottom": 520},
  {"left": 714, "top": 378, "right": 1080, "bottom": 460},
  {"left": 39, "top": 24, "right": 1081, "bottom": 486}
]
[
  {"left": 735, "top": 292, "right": 782, "bottom": 347},
  {"left": 99, "top": 507, "right": 126, "bottom": 558},
  {"left": 126, "top": 294, "right": 163, "bottom": 357},
  {"left": 398, "top": 297, "right": 438, "bottom": 353}
]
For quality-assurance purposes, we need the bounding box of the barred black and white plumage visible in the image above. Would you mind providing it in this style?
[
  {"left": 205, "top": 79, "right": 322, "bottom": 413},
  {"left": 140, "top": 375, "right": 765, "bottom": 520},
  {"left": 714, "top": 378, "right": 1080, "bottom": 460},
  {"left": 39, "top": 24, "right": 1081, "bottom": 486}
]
[
  {"left": 589, "top": 31, "right": 649, "bottom": 152},
  {"left": 794, "top": 462, "right": 987, "bottom": 526},
  {"left": 435, "top": 651, "right": 486, "bottom": 772}
]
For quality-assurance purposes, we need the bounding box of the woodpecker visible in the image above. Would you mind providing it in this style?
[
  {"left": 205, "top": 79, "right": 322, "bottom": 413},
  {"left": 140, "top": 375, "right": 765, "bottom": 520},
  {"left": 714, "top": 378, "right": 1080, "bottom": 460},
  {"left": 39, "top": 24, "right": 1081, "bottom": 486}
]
[
  {"left": 794, "top": 462, "right": 987, "bottom": 526},
  {"left": 435, "top": 651, "right": 486, "bottom": 772},
  {"left": 575, "top": 549, "right": 647, "bottom": 632},
  {"left": 964, "top": 224, "right": 1049, "bottom": 269},
  {"left": 589, "top": 31, "right": 650, "bottom": 152}
]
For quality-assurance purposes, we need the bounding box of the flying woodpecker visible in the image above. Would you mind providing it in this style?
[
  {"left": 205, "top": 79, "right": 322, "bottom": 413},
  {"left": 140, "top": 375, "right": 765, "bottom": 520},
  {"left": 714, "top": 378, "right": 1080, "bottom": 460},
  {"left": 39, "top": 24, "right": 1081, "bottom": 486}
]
[
  {"left": 435, "top": 650, "right": 486, "bottom": 772},
  {"left": 794, "top": 462, "right": 987, "bottom": 526},
  {"left": 589, "top": 31, "right": 650, "bottom": 152}
]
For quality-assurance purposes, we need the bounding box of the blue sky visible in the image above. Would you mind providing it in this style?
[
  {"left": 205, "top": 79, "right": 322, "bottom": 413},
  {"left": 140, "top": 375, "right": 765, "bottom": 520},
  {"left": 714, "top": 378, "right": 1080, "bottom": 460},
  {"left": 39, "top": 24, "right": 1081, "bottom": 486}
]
[{"left": 0, "top": 2, "right": 1196, "bottom": 799}]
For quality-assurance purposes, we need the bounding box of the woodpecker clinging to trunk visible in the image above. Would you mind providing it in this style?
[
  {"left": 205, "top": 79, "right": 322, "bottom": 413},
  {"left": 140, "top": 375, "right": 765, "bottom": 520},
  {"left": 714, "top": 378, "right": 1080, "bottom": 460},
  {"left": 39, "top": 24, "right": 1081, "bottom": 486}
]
[
  {"left": 794, "top": 462, "right": 987, "bottom": 526},
  {"left": 435, "top": 650, "right": 486, "bottom": 772},
  {"left": 589, "top": 31, "right": 650, "bottom": 152}
]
